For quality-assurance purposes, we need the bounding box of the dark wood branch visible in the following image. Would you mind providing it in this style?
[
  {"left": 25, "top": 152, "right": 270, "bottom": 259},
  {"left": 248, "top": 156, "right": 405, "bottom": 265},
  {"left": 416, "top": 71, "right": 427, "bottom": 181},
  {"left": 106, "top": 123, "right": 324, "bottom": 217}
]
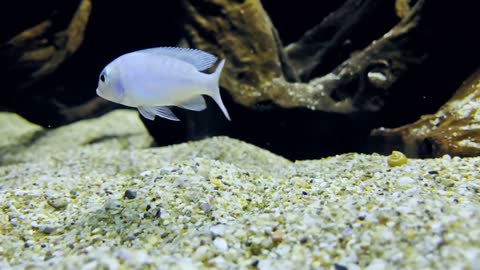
[
  {"left": 0, "top": 0, "right": 116, "bottom": 127},
  {"left": 181, "top": 0, "right": 286, "bottom": 107},
  {"left": 285, "top": 0, "right": 398, "bottom": 81},
  {"left": 1, "top": 0, "right": 92, "bottom": 91},
  {"left": 181, "top": 0, "right": 430, "bottom": 113},
  {"left": 370, "top": 67, "right": 480, "bottom": 158}
]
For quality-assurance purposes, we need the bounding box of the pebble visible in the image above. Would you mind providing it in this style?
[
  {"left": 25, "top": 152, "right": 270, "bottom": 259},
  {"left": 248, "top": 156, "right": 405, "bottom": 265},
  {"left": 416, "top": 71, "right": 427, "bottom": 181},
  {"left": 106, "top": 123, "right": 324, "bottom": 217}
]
[
  {"left": 124, "top": 190, "right": 136, "bottom": 199},
  {"left": 271, "top": 229, "right": 284, "bottom": 245},
  {"left": 366, "top": 259, "right": 387, "bottom": 270},
  {"left": 140, "top": 170, "right": 151, "bottom": 177},
  {"left": 213, "top": 238, "right": 228, "bottom": 252},
  {"left": 210, "top": 224, "right": 226, "bottom": 236},
  {"left": 104, "top": 199, "right": 122, "bottom": 214},
  {"left": 200, "top": 202, "right": 211, "bottom": 212},
  {"left": 334, "top": 263, "right": 349, "bottom": 270},
  {"left": 300, "top": 237, "right": 309, "bottom": 244},
  {"left": 38, "top": 226, "right": 54, "bottom": 235},
  {"left": 46, "top": 197, "right": 69, "bottom": 210},
  {"left": 397, "top": 176, "right": 415, "bottom": 186}
]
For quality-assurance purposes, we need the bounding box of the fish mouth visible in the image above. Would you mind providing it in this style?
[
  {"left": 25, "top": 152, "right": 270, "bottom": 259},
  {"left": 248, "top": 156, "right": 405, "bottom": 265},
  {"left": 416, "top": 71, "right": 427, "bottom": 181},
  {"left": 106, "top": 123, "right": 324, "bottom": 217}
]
[{"left": 96, "top": 88, "right": 108, "bottom": 101}]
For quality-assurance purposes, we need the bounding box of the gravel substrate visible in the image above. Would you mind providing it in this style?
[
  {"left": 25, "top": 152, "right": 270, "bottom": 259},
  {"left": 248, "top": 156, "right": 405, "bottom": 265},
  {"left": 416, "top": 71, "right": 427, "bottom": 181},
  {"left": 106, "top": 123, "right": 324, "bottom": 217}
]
[{"left": 0, "top": 110, "right": 479, "bottom": 269}]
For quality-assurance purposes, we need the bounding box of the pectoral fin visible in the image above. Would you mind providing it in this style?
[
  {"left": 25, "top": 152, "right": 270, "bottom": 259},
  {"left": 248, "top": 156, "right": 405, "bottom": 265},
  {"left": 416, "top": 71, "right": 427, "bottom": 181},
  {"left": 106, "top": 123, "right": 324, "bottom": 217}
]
[
  {"left": 138, "top": 106, "right": 180, "bottom": 121},
  {"left": 178, "top": 96, "right": 207, "bottom": 111}
]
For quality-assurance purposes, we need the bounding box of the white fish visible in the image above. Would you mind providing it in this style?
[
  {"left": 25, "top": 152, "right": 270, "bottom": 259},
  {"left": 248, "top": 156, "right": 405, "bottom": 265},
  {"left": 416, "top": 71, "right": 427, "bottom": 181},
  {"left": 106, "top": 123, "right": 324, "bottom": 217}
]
[{"left": 96, "top": 47, "right": 230, "bottom": 121}]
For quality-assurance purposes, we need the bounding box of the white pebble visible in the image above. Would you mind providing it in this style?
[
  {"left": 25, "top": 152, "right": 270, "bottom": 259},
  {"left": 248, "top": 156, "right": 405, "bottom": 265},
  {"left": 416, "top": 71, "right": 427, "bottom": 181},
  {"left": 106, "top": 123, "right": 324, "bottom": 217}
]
[
  {"left": 213, "top": 237, "right": 228, "bottom": 252},
  {"left": 398, "top": 177, "right": 415, "bottom": 186},
  {"left": 193, "top": 245, "right": 210, "bottom": 260},
  {"left": 258, "top": 259, "right": 274, "bottom": 270},
  {"left": 367, "top": 71, "right": 387, "bottom": 82},
  {"left": 140, "top": 170, "right": 151, "bottom": 177},
  {"left": 442, "top": 154, "right": 452, "bottom": 161},
  {"left": 210, "top": 224, "right": 226, "bottom": 236},
  {"left": 276, "top": 244, "right": 291, "bottom": 256},
  {"left": 406, "top": 187, "right": 420, "bottom": 196},
  {"left": 366, "top": 258, "right": 387, "bottom": 270},
  {"left": 430, "top": 222, "right": 443, "bottom": 234}
]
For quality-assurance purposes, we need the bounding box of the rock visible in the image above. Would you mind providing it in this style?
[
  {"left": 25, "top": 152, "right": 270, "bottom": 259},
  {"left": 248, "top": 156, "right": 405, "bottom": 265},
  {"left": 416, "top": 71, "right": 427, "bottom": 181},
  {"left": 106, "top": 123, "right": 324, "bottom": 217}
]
[{"left": 370, "top": 67, "right": 480, "bottom": 157}]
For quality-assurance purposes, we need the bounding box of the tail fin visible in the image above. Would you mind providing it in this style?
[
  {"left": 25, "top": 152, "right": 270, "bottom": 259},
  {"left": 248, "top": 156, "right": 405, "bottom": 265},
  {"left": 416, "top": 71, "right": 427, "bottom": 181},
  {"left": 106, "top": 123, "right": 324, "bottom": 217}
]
[{"left": 207, "top": 59, "right": 231, "bottom": 121}]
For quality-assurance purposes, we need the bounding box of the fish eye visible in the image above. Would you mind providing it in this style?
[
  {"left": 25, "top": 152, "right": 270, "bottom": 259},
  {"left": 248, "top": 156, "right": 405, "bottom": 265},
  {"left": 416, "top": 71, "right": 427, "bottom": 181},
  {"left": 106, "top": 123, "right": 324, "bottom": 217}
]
[{"left": 100, "top": 73, "right": 106, "bottom": 83}]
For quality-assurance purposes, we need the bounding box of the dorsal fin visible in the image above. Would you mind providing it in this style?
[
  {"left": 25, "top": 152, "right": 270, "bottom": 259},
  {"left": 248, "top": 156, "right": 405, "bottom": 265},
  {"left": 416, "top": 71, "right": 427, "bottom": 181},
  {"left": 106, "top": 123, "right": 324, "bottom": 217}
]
[{"left": 139, "top": 47, "right": 218, "bottom": 71}]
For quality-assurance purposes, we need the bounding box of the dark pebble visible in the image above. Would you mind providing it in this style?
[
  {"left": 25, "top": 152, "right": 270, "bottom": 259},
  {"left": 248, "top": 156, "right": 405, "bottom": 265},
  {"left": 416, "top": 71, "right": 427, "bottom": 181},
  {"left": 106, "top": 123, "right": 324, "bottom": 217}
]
[
  {"left": 334, "top": 263, "right": 348, "bottom": 270},
  {"left": 44, "top": 251, "right": 54, "bottom": 261},
  {"left": 154, "top": 208, "right": 162, "bottom": 219},
  {"left": 358, "top": 214, "right": 366, "bottom": 221},
  {"left": 200, "top": 202, "right": 211, "bottom": 212},
  {"left": 124, "top": 190, "right": 136, "bottom": 199},
  {"left": 300, "top": 237, "right": 308, "bottom": 244},
  {"left": 39, "top": 226, "right": 53, "bottom": 235},
  {"left": 302, "top": 191, "right": 308, "bottom": 195},
  {"left": 428, "top": 170, "right": 439, "bottom": 175},
  {"left": 251, "top": 260, "right": 259, "bottom": 267}
]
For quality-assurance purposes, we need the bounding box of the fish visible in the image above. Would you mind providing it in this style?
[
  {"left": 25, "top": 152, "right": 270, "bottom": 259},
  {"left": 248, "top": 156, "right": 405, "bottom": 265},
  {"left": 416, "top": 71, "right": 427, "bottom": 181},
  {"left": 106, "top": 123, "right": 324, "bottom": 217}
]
[{"left": 96, "top": 47, "right": 231, "bottom": 121}]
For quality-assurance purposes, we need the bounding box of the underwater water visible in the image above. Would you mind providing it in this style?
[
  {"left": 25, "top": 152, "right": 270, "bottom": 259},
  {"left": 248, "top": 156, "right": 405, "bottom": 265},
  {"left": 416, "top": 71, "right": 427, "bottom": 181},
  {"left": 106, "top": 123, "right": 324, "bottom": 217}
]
[{"left": 1, "top": 0, "right": 480, "bottom": 269}]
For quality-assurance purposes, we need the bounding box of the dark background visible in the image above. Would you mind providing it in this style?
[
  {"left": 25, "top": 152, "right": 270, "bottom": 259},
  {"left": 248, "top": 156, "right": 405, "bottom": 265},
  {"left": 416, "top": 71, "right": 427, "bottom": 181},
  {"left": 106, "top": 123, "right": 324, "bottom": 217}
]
[{"left": 1, "top": 0, "right": 479, "bottom": 159}]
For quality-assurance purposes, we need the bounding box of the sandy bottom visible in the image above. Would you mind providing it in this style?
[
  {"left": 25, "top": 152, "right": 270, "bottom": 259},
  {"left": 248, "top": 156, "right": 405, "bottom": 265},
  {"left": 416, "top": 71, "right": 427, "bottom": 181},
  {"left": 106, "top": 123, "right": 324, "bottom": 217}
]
[{"left": 0, "top": 110, "right": 479, "bottom": 269}]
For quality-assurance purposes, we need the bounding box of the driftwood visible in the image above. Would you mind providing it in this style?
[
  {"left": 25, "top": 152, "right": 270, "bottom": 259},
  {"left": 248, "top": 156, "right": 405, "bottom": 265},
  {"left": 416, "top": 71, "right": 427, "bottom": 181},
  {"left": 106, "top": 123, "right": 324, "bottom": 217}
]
[
  {"left": 285, "top": 0, "right": 398, "bottom": 81},
  {"left": 2, "top": 0, "right": 91, "bottom": 90},
  {"left": 0, "top": 0, "right": 470, "bottom": 118},
  {"left": 0, "top": 0, "right": 99, "bottom": 126},
  {"left": 181, "top": 0, "right": 431, "bottom": 113},
  {"left": 370, "top": 67, "right": 480, "bottom": 158}
]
